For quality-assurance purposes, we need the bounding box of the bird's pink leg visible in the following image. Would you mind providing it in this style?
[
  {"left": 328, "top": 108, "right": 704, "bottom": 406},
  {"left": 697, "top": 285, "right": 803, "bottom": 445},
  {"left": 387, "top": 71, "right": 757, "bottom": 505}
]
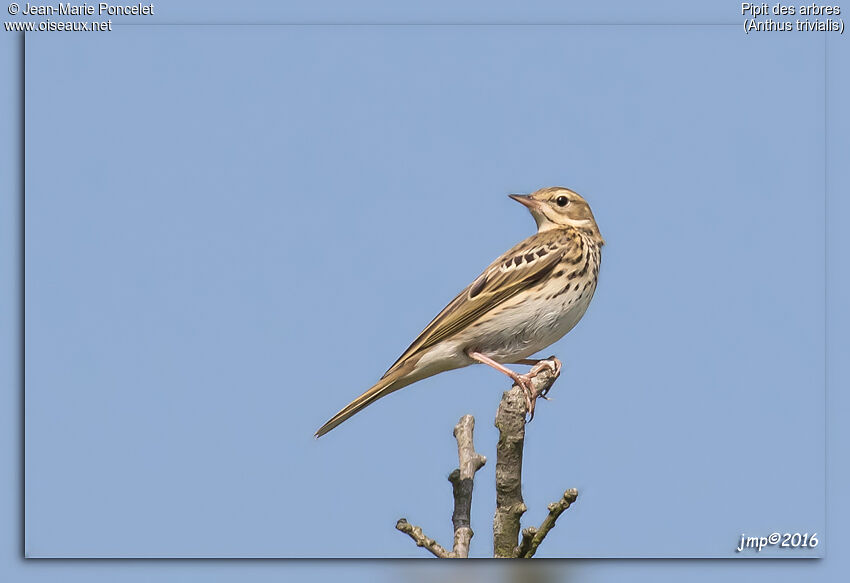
[{"left": 467, "top": 351, "right": 548, "bottom": 420}]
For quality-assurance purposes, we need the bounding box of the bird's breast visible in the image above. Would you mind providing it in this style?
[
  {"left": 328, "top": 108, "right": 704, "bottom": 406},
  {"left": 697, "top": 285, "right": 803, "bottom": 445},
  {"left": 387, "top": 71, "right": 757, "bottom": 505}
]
[
  {"left": 410, "top": 237, "right": 601, "bottom": 374},
  {"left": 463, "top": 244, "right": 601, "bottom": 363}
]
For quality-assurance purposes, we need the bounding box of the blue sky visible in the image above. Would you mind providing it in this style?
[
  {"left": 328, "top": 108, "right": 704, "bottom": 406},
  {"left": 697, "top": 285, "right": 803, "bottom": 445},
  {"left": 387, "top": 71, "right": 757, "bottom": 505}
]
[{"left": 2, "top": 0, "right": 849, "bottom": 580}]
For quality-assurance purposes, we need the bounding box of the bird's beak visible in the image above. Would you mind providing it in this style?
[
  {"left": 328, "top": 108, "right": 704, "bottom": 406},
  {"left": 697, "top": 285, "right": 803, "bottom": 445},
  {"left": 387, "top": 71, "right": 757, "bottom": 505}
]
[{"left": 508, "top": 194, "right": 539, "bottom": 209}]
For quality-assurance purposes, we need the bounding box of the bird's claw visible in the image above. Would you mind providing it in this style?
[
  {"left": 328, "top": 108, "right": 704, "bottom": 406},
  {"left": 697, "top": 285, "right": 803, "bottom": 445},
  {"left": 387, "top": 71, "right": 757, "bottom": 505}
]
[
  {"left": 519, "top": 357, "right": 562, "bottom": 421},
  {"left": 515, "top": 374, "right": 537, "bottom": 421}
]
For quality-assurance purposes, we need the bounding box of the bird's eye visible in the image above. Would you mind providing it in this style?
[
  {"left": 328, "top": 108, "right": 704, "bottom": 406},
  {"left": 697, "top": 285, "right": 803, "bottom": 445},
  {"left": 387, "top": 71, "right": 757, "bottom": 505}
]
[{"left": 556, "top": 196, "right": 569, "bottom": 207}]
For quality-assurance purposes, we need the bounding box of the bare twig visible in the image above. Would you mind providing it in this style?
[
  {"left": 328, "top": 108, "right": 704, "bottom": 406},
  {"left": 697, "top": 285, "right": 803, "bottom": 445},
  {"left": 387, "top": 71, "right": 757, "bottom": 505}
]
[
  {"left": 492, "top": 385, "right": 528, "bottom": 558},
  {"left": 493, "top": 360, "right": 559, "bottom": 558},
  {"left": 517, "top": 489, "right": 579, "bottom": 558},
  {"left": 515, "top": 526, "right": 537, "bottom": 558},
  {"left": 396, "top": 414, "right": 486, "bottom": 558},
  {"left": 448, "top": 415, "right": 487, "bottom": 557},
  {"left": 395, "top": 519, "right": 451, "bottom": 558}
]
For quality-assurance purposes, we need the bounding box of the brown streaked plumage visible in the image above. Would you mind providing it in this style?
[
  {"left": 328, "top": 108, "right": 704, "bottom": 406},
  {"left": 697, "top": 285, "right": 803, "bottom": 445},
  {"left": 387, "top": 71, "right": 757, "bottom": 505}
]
[{"left": 315, "top": 186, "right": 603, "bottom": 437}]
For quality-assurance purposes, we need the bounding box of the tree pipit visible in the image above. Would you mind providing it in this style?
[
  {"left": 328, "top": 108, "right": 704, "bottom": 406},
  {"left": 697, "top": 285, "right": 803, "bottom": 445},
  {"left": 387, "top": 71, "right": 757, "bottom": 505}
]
[{"left": 316, "top": 187, "right": 604, "bottom": 437}]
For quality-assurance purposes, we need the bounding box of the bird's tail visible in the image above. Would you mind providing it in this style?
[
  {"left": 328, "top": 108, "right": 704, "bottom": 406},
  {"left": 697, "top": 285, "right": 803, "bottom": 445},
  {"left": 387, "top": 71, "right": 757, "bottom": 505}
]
[{"left": 314, "top": 369, "right": 412, "bottom": 438}]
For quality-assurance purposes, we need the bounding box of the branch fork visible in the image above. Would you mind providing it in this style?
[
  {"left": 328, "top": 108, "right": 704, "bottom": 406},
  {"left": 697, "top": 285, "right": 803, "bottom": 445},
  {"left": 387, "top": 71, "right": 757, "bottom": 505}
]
[
  {"left": 397, "top": 356, "right": 579, "bottom": 558},
  {"left": 396, "top": 415, "right": 486, "bottom": 558}
]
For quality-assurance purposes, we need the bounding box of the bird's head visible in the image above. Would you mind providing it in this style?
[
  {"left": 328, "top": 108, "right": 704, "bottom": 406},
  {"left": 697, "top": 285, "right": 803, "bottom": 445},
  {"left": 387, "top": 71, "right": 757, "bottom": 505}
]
[{"left": 509, "top": 186, "right": 603, "bottom": 243}]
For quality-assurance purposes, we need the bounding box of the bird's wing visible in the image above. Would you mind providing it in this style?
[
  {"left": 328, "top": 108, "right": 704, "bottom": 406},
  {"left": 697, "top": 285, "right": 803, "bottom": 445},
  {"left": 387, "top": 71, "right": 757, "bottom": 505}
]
[{"left": 382, "top": 232, "right": 566, "bottom": 377}]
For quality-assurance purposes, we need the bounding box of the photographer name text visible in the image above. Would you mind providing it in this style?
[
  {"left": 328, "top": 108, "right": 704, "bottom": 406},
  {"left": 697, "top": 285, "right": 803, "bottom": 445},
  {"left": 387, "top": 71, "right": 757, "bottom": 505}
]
[{"left": 18, "top": 2, "right": 153, "bottom": 16}]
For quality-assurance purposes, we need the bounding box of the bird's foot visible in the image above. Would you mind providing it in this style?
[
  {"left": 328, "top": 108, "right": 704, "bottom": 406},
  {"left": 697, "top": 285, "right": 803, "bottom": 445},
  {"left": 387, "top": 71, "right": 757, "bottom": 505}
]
[
  {"left": 466, "top": 350, "right": 561, "bottom": 422},
  {"left": 514, "top": 373, "right": 539, "bottom": 421},
  {"left": 527, "top": 356, "right": 561, "bottom": 400},
  {"left": 516, "top": 356, "right": 562, "bottom": 421}
]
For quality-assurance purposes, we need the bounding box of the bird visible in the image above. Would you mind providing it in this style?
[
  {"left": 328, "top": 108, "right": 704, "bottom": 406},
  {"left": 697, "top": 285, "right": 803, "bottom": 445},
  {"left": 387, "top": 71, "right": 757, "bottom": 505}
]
[{"left": 315, "top": 186, "right": 604, "bottom": 437}]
